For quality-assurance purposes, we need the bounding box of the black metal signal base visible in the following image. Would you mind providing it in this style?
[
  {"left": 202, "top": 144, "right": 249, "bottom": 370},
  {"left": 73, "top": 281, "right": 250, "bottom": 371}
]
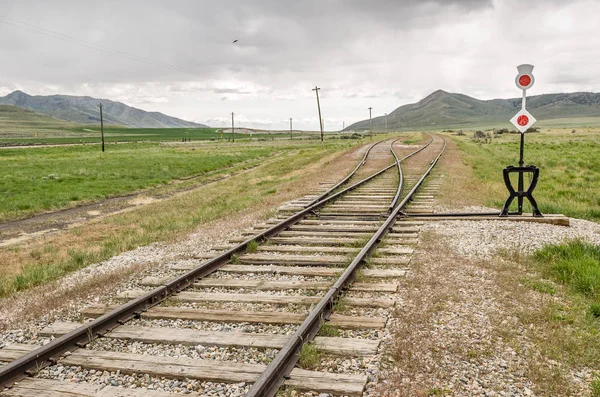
[{"left": 499, "top": 165, "right": 543, "bottom": 217}]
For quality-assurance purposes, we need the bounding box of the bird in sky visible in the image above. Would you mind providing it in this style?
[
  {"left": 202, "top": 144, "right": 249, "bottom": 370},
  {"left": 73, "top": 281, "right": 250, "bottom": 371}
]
[{"left": 233, "top": 39, "right": 238, "bottom": 43}]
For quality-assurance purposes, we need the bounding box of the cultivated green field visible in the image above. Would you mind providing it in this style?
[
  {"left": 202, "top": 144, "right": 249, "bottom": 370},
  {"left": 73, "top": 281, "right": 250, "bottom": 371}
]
[{"left": 453, "top": 129, "right": 600, "bottom": 221}]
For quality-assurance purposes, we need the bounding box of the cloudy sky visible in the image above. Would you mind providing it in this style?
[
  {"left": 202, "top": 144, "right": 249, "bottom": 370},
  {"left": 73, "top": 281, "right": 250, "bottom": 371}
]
[{"left": 1, "top": 0, "right": 599, "bottom": 130}]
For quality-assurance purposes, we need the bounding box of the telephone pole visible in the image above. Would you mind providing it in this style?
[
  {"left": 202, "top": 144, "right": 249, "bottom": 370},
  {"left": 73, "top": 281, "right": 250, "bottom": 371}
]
[
  {"left": 231, "top": 112, "right": 235, "bottom": 143},
  {"left": 312, "top": 86, "right": 324, "bottom": 148},
  {"left": 368, "top": 107, "right": 373, "bottom": 140},
  {"left": 385, "top": 113, "right": 388, "bottom": 134},
  {"left": 99, "top": 103, "right": 105, "bottom": 152},
  {"left": 290, "top": 118, "right": 293, "bottom": 140}
]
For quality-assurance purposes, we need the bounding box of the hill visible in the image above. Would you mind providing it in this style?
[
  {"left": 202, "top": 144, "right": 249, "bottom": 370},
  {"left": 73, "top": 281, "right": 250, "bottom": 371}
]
[
  {"left": 0, "top": 105, "right": 77, "bottom": 132},
  {"left": 345, "top": 90, "right": 600, "bottom": 131},
  {"left": 0, "top": 90, "right": 208, "bottom": 128}
]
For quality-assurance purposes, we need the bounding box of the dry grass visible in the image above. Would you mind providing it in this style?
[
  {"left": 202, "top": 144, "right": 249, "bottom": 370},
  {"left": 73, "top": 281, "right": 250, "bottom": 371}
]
[
  {"left": 377, "top": 232, "right": 465, "bottom": 396},
  {"left": 434, "top": 134, "right": 490, "bottom": 207},
  {"left": 492, "top": 251, "right": 600, "bottom": 395}
]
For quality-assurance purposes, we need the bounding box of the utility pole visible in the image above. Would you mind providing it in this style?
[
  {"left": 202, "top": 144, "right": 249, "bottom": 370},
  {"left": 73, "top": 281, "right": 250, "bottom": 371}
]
[
  {"left": 385, "top": 113, "right": 388, "bottom": 134},
  {"left": 99, "top": 103, "right": 105, "bottom": 152},
  {"left": 312, "top": 86, "right": 324, "bottom": 148},
  {"left": 290, "top": 118, "right": 293, "bottom": 140},
  {"left": 343, "top": 121, "right": 345, "bottom": 131},
  {"left": 231, "top": 112, "right": 235, "bottom": 143},
  {"left": 368, "top": 107, "right": 373, "bottom": 140}
]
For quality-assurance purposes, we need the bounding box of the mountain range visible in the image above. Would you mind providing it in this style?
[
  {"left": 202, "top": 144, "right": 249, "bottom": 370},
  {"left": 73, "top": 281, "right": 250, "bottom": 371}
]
[
  {"left": 0, "top": 90, "right": 208, "bottom": 128},
  {"left": 345, "top": 90, "right": 600, "bottom": 131}
]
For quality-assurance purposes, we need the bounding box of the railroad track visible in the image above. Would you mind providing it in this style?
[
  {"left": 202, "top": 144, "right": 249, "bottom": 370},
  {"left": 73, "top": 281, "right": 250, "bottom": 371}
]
[{"left": 0, "top": 135, "right": 446, "bottom": 397}]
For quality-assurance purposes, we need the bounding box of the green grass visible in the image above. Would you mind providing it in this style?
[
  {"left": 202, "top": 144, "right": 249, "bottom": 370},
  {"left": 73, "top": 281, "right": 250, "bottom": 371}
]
[
  {"left": 530, "top": 239, "right": 600, "bottom": 344},
  {"left": 333, "top": 298, "right": 347, "bottom": 313},
  {"left": 522, "top": 277, "right": 556, "bottom": 295},
  {"left": 427, "top": 387, "right": 450, "bottom": 396},
  {"left": 317, "top": 323, "right": 341, "bottom": 337},
  {"left": 592, "top": 374, "right": 600, "bottom": 397},
  {"left": 453, "top": 130, "right": 600, "bottom": 221},
  {"left": 246, "top": 240, "right": 259, "bottom": 253},
  {"left": 0, "top": 143, "right": 277, "bottom": 221},
  {"left": 297, "top": 343, "right": 322, "bottom": 369},
  {"left": 534, "top": 240, "right": 600, "bottom": 302},
  {"left": 0, "top": 137, "right": 369, "bottom": 296},
  {"left": 0, "top": 124, "right": 351, "bottom": 145}
]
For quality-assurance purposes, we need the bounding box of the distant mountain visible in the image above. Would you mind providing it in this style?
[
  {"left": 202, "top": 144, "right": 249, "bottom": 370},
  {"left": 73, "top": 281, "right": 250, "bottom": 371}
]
[
  {"left": 0, "top": 90, "right": 208, "bottom": 128},
  {"left": 345, "top": 90, "right": 600, "bottom": 131}
]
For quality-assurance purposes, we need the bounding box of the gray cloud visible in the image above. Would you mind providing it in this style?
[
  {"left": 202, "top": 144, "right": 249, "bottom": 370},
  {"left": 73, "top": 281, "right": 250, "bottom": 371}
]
[{"left": 0, "top": 0, "right": 598, "bottom": 129}]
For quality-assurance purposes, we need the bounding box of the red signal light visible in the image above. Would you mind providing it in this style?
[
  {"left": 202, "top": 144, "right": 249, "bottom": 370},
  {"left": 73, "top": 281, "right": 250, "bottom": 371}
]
[{"left": 519, "top": 75, "right": 531, "bottom": 87}]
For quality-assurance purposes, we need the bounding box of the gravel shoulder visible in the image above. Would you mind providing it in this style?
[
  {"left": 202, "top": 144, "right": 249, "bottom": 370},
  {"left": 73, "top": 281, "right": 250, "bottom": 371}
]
[{"left": 375, "top": 213, "right": 600, "bottom": 396}]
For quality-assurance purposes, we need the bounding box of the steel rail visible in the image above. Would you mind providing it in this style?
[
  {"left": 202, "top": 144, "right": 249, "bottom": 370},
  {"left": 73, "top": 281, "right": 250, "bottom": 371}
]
[
  {"left": 246, "top": 136, "right": 447, "bottom": 397},
  {"left": 0, "top": 140, "right": 396, "bottom": 389},
  {"left": 305, "top": 139, "right": 383, "bottom": 207},
  {"left": 388, "top": 136, "right": 434, "bottom": 211}
]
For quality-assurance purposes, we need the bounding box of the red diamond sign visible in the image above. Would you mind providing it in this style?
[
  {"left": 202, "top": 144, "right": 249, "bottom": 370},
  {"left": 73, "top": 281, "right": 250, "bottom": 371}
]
[{"left": 510, "top": 108, "right": 536, "bottom": 133}]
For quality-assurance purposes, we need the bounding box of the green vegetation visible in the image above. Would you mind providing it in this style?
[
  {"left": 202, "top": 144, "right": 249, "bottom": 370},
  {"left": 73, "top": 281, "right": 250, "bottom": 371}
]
[
  {"left": 297, "top": 343, "right": 322, "bottom": 369},
  {"left": 333, "top": 298, "right": 347, "bottom": 313},
  {"left": 514, "top": 240, "right": 600, "bottom": 388},
  {"left": 534, "top": 240, "right": 600, "bottom": 310},
  {"left": 453, "top": 130, "right": 600, "bottom": 221},
  {"left": 521, "top": 277, "right": 556, "bottom": 295},
  {"left": 316, "top": 323, "right": 341, "bottom": 337},
  {"left": 0, "top": 124, "right": 278, "bottom": 145},
  {"left": 246, "top": 240, "right": 259, "bottom": 253},
  {"left": 427, "top": 387, "right": 450, "bottom": 396},
  {"left": 0, "top": 143, "right": 276, "bottom": 221},
  {"left": 592, "top": 375, "right": 600, "bottom": 397},
  {"left": 0, "top": 137, "right": 370, "bottom": 296}
]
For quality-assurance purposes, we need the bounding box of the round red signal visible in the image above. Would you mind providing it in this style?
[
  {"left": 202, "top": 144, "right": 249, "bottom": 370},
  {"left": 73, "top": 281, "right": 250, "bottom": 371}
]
[
  {"left": 519, "top": 75, "right": 531, "bottom": 87},
  {"left": 517, "top": 115, "right": 529, "bottom": 126}
]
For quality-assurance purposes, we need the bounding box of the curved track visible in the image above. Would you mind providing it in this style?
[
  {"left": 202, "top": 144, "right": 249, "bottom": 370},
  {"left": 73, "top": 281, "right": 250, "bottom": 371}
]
[{"left": 0, "top": 135, "right": 446, "bottom": 397}]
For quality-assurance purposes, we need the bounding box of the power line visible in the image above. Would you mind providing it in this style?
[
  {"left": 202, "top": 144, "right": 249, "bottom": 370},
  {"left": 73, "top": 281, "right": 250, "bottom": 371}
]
[{"left": 0, "top": 14, "right": 204, "bottom": 78}]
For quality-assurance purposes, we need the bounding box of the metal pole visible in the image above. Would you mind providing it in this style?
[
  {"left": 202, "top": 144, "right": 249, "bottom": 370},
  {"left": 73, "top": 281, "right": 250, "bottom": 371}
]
[
  {"left": 313, "top": 86, "right": 324, "bottom": 148},
  {"left": 99, "top": 103, "right": 105, "bottom": 152},
  {"left": 368, "top": 107, "right": 373, "bottom": 140},
  {"left": 231, "top": 112, "right": 235, "bottom": 143},
  {"left": 517, "top": 88, "right": 526, "bottom": 213},
  {"left": 385, "top": 113, "right": 388, "bottom": 134},
  {"left": 290, "top": 118, "right": 292, "bottom": 140}
]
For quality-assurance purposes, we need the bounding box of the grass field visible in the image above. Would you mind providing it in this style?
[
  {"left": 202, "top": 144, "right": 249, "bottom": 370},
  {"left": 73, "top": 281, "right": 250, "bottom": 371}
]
[
  {"left": 0, "top": 125, "right": 287, "bottom": 145},
  {"left": 452, "top": 129, "right": 600, "bottom": 221},
  {"left": 0, "top": 133, "right": 414, "bottom": 297},
  {"left": 0, "top": 142, "right": 283, "bottom": 221}
]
